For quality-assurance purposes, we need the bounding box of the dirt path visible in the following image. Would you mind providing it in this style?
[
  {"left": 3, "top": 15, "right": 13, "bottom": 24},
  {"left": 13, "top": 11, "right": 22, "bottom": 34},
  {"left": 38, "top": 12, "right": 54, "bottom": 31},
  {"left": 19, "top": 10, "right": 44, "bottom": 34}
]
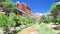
[
  {"left": 44, "top": 23, "right": 60, "bottom": 34},
  {"left": 17, "top": 24, "right": 39, "bottom": 34}
]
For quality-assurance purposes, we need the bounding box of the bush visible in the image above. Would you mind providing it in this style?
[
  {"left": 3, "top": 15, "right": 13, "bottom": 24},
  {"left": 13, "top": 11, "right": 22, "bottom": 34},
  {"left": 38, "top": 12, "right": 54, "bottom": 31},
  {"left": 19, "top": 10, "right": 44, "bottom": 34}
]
[
  {"left": 58, "top": 33, "right": 60, "bottom": 34},
  {"left": 25, "top": 16, "right": 36, "bottom": 24},
  {"left": 39, "top": 23, "right": 55, "bottom": 34},
  {"left": 0, "top": 0, "right": 17, "bottom": 15},
  {"left": 43, "top": 17, "right": 52, "bottom": 23},
  {"left": 56, "top": 16, "right": 60, "bottom": 24},
  {"left": 40, "top": 15, "right": 52, "bottom": 23}
]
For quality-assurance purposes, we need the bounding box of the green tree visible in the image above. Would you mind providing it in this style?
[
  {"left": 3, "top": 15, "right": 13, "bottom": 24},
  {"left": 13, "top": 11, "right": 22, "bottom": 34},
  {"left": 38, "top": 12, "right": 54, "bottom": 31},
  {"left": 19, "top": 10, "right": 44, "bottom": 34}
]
[
  {"left": 0, "top": 0, "right": 17, "bottom": 16},
  {"left": 39, "top": 15, "right": 45, "bottom": 23},
  {"left": 56, "top": 16, "right": 60, "bottom": 24},
  {"left": 50, "top": 2, "right": 60, "bottom": 23}
]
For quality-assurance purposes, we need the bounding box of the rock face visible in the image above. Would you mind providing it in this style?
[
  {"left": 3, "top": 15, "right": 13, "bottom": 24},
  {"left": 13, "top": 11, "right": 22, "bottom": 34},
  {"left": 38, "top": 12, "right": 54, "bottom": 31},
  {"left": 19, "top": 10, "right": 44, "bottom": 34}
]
[
  {"left": 34, "top": 13, "right": 41, "bottom": 19},
  {"left": 16, "top": 1, "right": 32, "bottom": 16}
]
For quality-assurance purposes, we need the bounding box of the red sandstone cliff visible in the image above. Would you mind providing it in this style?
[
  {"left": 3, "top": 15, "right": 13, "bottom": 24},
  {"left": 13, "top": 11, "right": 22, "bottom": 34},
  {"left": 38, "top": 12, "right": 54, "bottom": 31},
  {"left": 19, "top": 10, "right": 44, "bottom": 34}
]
[{"left": 16, "top": 1, "right": 32, "bottom": 16}]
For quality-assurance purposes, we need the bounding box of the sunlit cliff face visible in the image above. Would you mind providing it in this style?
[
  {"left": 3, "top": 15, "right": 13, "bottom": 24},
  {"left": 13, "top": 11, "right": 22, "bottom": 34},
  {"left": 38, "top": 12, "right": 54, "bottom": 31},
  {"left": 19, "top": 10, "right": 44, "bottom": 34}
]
[{"left": 16, "top": 1, "right": 32, "bottom": 16}]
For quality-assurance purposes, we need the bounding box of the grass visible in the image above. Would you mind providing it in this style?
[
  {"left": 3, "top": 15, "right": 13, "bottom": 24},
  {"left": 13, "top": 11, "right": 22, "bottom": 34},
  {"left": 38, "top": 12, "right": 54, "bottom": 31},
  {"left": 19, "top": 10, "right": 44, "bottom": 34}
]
[
  {"left": 0, "top": 27, "right": 3, "bottom": 30},
  {"left": 39, "top": 23, "right": 56, "bottom": 34}
]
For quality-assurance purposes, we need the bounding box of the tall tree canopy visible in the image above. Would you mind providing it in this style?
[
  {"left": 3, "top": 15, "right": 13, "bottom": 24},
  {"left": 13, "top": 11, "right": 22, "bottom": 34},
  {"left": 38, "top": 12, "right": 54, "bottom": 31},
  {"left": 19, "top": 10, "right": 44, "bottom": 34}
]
[{"left": 50, "top": 2, "right": 60, "bottom": 19}]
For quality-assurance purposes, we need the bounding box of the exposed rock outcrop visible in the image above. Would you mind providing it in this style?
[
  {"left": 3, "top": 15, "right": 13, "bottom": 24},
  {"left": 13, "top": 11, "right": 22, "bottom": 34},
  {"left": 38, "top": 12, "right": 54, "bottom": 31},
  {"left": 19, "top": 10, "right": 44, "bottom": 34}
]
[{"left": 16, "top": 1, "right": 32, "bottom": 16}]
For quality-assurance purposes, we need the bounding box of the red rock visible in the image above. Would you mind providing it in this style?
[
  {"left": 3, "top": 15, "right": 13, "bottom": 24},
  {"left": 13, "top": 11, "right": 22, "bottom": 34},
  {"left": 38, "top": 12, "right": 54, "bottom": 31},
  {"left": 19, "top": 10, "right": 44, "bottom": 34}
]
[
  {"left": 16, "top": 1, "right": 32, "bottom": 16},
  {"left": 34, "top": 14, "right": 41, "bottom": 19}
]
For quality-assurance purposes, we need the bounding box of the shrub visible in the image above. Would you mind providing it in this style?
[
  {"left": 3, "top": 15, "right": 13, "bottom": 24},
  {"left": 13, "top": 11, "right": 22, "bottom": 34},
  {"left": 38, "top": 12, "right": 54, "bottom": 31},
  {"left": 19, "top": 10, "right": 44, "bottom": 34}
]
[
  {"left": 40, "top": 15, "right": 52, "bottom": 23},
  {"left": 39, "top": 23, "right": 55, "bottom": 34},
  {"left": 44, "top": 18, "right": 52, "bottom": 23},
  {"left": 25, "top": 16, "right": 36, "bottom": 24},
  {"left": 56, "top": 16, "right": 60, "bottom": 24},
  {"left": 0, "top": 0, "right": 17, "bottom": 16}
]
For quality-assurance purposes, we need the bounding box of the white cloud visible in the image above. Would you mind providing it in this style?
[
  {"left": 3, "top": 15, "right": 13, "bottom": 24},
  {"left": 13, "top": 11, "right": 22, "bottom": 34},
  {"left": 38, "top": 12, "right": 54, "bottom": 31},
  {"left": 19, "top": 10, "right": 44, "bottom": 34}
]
[{"left": 34, "top": 13, "right": 43, "bottom": 16}]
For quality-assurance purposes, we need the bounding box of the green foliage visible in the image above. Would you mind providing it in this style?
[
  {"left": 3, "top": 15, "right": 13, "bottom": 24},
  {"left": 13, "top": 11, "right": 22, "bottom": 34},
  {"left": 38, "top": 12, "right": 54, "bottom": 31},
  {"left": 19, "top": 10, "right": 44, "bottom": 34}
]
[
  {"left": 9, "top": 14, "right": 26, "bottom": 26},
  {"left": 0, "top": 14, "right": 9, "bottom": 27},
  {"left": 0, "top": 14, "right": 11, "bottom": 34},
  {"left": 9, "top": 14, "right": 17, "bottom": 26},
  {"left": 39, "top": 23, "right": 55, "bottom": 34},
  {"left": 40, "top": 15, "right": 52, "bottom": 23},
  {"left": 50, "top": 2, "right": 60, "bottom": 23},
  {"left": 0, "top": 0, "right": 17, "bottom": 15},
  {"left": 44, "top": 17, "right": 52, "bottom": 23},
  {"left": 38, "top": 15, "right": 45, "bottom": 23},
  {"left": 5, "top": 0, "right": 12, "bottom": 2},
  {"left": 56, "top": 16, "right": 60, "bottom": 24},
  {"left": 50, "top": 3, "right": 60, "bottom": 18},
  {"left": 0, "top": 14, "right": 23, "bottom": 34},
  {"left": 25, "top": 16, "right": 36, "bottom": 24}
]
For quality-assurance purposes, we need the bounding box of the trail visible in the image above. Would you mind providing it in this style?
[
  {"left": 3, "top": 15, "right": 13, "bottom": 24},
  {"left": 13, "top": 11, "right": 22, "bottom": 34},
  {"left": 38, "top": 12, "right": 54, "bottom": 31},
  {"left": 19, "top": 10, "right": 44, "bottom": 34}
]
[{"left": 17, "top": 24, "right": 39, "bottom": 34}]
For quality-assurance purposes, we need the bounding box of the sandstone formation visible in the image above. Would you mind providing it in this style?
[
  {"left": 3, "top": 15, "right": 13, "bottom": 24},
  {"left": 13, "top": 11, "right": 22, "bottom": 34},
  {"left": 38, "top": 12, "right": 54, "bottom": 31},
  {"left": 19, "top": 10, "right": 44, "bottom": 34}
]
[
  {"left": 34, "top": 14, "right": 41, "bottom": 19},
  {"left": 16, "top": 1, "right": 32, "bottom": 16}
]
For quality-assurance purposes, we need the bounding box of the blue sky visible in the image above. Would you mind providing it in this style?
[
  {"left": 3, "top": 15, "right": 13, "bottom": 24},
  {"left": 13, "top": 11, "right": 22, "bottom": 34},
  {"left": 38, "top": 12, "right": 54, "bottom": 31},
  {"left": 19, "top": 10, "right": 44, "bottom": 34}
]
[{"left": 12, "top": 0, "right": 58, "bottom": 13}]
